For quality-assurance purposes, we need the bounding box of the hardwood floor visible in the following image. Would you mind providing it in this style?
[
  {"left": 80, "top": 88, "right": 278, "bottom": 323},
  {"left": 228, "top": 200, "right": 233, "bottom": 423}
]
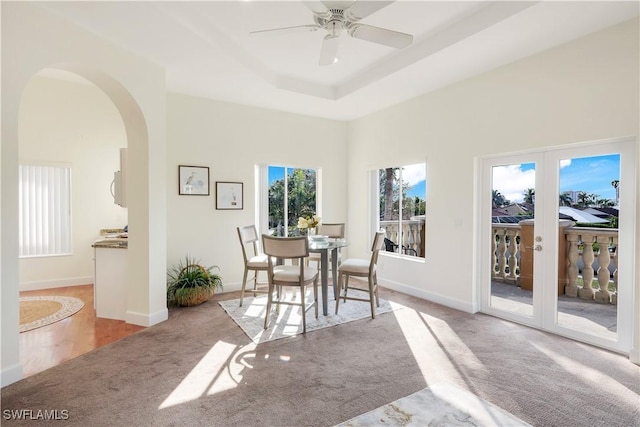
[{"left": 19, "top": 284, "right": 145, "bottom": 378}]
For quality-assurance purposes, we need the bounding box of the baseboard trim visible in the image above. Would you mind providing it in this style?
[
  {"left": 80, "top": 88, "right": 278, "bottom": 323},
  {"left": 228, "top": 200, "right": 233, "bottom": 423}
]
[
  {"left": 629, "top": 346, "right": 640, "bottom": 365},
  {"left": 20, "top": 276, "right": 93, "bottom": 291},
  {"left": 125, "top": 308, "right": 168, "bottom": 327},
  {"left": 374, "top": 277, "right": 474, "bottom": 313},
  {"left": 1, "top": 363, "right": 24, "bottom": 388}
]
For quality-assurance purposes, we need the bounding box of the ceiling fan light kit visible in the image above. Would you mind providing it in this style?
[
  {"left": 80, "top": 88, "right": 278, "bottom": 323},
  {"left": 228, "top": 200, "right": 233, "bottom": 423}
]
[{"left": 250, "top": 0, "right": 413, "bottom": 66}]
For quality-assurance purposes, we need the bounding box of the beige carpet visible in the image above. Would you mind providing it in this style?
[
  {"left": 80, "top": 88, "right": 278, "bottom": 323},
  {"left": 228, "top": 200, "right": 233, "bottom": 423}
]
[
  {"left": 2, "top": 288, "right": 639, "bottom": 426},
  {"left": 19, "top": 296, "right": 84, "bottom": 333}
]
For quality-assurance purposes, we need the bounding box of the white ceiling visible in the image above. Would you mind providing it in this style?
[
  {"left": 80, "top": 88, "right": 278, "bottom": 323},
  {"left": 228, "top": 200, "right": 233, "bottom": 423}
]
[{"left": 36, "top": 1, "right": 639, "bottom": 121}]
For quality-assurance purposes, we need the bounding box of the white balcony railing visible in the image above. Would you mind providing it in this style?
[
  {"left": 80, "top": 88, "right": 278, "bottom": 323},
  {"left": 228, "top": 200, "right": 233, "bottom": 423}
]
[{"left": 380, "top": 218, "right": 425, "bottom": 257}]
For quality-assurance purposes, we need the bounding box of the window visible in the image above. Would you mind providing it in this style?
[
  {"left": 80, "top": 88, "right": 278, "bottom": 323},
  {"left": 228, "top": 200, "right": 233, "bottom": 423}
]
[
  {"left": 377, "top": 163, "right": 426, "bottom": 258},
  {"left": 19, "top": 164, "right": 72, "bottom": 257},
  {"left": 263, "top": 165, "right": 317, "bottom": 237}
]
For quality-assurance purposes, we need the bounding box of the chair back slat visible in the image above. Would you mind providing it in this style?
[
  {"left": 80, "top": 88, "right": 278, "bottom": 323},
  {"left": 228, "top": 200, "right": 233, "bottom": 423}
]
[
  {"left": 238, "top": 225, "right": 261, "bottom": 262},
  {"left": 317, "top": 223, "right": 345, "bottom": 239},
  {"left": 262, "top": 235, "right": 309, "bottom": 259},
  {"left": 239, "top": 225, "right": 259, "bottom": 244}
]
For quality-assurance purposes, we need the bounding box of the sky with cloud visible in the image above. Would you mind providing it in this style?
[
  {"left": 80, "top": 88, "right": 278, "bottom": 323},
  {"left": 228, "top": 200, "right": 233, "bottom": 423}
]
[{"left": 492, "top": 154, "right": 620, "bottom": 203}]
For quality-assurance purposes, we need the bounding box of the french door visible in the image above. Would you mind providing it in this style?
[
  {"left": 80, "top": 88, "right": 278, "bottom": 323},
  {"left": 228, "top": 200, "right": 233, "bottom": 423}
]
[{"left": 480, "top": 137, "right": 636, "bottom": 353}]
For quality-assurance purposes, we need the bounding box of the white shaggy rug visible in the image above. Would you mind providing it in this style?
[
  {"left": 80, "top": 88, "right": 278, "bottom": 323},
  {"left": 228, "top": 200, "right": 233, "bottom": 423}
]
[
  {"left": 219, "top": 287, "right": 400, "bottom": 344},
  {"left": 337, "top": 382, "right": 531, "bottom": 427}
]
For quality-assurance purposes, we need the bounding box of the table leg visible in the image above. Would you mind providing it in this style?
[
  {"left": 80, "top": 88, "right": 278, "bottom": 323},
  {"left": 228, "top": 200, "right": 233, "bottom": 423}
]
[
  {"left": 331, "top": 248, "right": 338, "bottom": 298},
  {"left": 321, "top": 250, "right": 329, "bottom": 316}
]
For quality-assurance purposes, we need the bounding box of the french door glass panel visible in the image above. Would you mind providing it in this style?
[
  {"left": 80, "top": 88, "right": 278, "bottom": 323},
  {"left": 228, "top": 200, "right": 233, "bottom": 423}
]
[
  {"left": 482, "top": 138, "right": 634, "bottom": 353},
  {"left": 552, "top": 153, "right": 621, "bottom": 343},
  {"left": 489, "top": 160, "right": 538, "bottom": 318}
]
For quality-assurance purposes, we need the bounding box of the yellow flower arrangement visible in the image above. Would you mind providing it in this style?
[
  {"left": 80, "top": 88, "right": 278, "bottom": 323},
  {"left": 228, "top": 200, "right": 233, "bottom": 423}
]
[{"left": 297, "top": 214, "right": 320, "bottom": 230}]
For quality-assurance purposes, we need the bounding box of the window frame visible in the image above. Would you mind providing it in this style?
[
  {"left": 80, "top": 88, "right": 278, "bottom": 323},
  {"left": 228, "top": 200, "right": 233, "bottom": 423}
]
[
  {"left": 373, "top": 162, "right": 427, "bottom": 259},
  {"left": 258, "top": 164, "right": 320, "bottom": 238}
]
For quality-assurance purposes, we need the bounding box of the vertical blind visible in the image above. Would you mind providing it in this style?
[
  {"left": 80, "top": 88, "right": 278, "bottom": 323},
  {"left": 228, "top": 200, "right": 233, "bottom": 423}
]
[{"left": 19, "top": 164, "right": 72, "bottom": 257}]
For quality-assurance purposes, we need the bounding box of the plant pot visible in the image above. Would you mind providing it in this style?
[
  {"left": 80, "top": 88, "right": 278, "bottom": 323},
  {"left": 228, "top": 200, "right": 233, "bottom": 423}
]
[{"left": 173, "top": 286, "right": 214, "bottom": 307}]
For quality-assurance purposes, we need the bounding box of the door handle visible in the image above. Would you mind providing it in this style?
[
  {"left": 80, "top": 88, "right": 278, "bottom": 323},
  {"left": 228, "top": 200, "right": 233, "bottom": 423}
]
[{"left": 525, "top": 245, "right": 543, "bottom": 251}]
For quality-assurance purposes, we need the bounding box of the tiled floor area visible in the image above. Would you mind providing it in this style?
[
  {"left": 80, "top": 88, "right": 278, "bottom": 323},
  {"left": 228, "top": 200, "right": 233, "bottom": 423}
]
[{"left": 490, "top": 281, "right": 617, "bottom": 339}]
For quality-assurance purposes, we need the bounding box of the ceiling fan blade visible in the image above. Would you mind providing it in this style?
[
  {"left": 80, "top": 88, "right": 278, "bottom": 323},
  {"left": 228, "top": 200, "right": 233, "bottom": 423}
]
[
  {"left": 250, "top": 24, "right": 320, "bottom": 36},
  {"left": 303, "top": 1, "right": 330, "bottom": 15},
  {"left": 319, "top": 34, "right": 339, "bottom": 66},
  {"left": 348, "top": 24, "right": 412, "bottom": 49},
  {"left": 346, "top": 1, "right": 395, "bottom": 21}
]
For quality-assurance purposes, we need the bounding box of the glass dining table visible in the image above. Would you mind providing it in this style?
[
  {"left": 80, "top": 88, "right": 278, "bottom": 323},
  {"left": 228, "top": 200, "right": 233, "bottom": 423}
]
[{"left": 308, "top": 238, "right": 348, "bottom": 315}]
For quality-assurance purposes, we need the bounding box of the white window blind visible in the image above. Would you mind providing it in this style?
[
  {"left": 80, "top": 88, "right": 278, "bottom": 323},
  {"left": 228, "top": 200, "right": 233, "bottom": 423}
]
[{"left": 19, "top": 164, "right": 72, "bottom": 257}]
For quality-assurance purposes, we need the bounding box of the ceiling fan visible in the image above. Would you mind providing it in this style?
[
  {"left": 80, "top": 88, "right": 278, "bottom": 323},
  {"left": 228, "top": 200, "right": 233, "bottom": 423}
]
[{"left": 250, "top": 1, "right": 413, "bottom": 66}]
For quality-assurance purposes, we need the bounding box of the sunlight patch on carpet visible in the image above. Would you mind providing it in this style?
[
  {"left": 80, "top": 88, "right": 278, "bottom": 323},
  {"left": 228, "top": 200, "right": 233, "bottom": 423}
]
[
  {"left": 20, "top": 296, "right": 84, "bottom": 333},
  {"left": 219, "top": 288, "right": 402, "bottom": 344},
  {"left": 336, "top": 382, "right": 531, "bottom": 426}
]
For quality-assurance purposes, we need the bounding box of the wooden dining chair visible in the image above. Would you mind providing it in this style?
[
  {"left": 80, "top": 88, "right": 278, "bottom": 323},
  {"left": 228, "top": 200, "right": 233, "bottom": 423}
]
[
  {"left": 335, "top": 230, "right": 385, "bottom": 319},
  {"left": 237, "top": 225, "right": 269, "bottom": 307},
  {"left": 262, "top": 235, "right": 319, "bottom": 334}
]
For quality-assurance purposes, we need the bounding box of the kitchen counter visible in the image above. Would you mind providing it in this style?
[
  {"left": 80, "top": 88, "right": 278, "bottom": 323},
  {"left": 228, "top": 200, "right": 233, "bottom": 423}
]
[
  {"left": 92, "top": 238, "right": 128, "bottom": 249},
  {"left": 93, "top": 238, "right": 128, "bottom": 320}
]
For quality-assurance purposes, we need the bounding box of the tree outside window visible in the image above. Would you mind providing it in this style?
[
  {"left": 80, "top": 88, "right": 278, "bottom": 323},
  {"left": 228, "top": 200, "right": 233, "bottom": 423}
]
[
  {"left": 378, "top": 163, "right": 426, "bottom": 258},
  {"left": 268, "top": 166, "right": 317, "bottom": 236}
]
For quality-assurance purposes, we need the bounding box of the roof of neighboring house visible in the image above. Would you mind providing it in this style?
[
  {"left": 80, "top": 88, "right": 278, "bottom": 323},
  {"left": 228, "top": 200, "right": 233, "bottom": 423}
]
[
  {"left": 500, "top": 203, "right": 533, "bottom": 216},
  {"left": 492, "top": 215, "right": 534, "bottom": 224},
  {"left": 559, "top": 207, "right": 609, "bottom": 223},
  {"left": 584, "top": 207, "right": 619, "bottom": 217}
]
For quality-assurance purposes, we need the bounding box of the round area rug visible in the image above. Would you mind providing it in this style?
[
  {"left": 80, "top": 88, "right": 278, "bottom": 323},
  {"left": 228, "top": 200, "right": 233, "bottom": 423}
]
[{"left": 20, "top": 296, "right": 85, "bottom": 333}]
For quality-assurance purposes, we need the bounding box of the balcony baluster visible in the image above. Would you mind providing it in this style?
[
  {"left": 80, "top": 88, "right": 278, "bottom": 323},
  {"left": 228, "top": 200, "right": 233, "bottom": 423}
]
[
  {"left": 578, "top": 235, "right": 596, "bottom": 300},
  {"left": 595, "top": 235, "right": 612, "bottom": 303}
]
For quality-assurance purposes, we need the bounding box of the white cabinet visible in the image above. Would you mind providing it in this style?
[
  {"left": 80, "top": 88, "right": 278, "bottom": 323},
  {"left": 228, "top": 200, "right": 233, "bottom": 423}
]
[{"left": 93, "top": 241, "right": 128, "bottom": 321}]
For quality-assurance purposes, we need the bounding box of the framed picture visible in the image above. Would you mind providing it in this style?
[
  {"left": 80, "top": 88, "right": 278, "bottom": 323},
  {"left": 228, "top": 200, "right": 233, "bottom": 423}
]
[
  {"left": 216, "top": 181, "right": 243, "bottom": 210},
  {"left": 179, "top": 165, "right": 210, "bottom": 196}
]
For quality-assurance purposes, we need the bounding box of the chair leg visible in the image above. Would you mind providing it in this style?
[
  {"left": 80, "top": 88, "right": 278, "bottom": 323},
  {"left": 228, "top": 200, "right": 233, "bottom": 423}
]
[
  {"left": 335, "top": 272, "right": 343, "bottom": 314},
  {"left": 343, "top": 274, "right": 349, "bottom": 302},
  {"left": 314, "top": 279, "right": 319, "bottom": 319},
  {"left": 264, "top": 283, "right": 274, "bottom": 330},
  {"left": 374, "top": 272, "right": 380, "bottom": 307},
  {"left": 300, "top": 284, "right": 307, "bottom": 334},
  {"left": 252, "top": 270, "right": 259, "bottom": 295},
  {"left": 240, "top": 268, "right": 249, "bottom": 307},
  {"left": 368, "top": 276, "right": 376, "bottom": 319}
]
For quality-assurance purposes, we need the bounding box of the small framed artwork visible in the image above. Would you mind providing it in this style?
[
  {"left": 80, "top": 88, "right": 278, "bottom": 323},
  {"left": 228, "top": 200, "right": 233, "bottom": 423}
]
[
  {"left": 216, "top": 181, "right": 243, "bottom": 210},
  {"left": 179, "top": 165, "right": 210, "bottom": 196}
]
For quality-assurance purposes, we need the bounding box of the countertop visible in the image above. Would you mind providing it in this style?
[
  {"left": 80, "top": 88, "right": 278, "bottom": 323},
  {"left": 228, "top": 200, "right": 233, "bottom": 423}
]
[{"left": 92, "top": 238, "right": 128, "bottom": 249}]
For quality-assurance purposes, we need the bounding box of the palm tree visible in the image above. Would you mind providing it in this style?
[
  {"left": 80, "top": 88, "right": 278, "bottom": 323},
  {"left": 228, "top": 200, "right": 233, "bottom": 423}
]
[
  {"left": 523, "top": 188, "right": 535, "bottom": 204},
  {"left": 559, "top": 192, "right": 573, "bottom": 207},
  {"left": 576, "top": 191, "right": 596, "bottom": 208},
  {"left": 382, "top": 168, "right": 395, "bottom": 220},
  {"left": 596, "top": 198, "right": 615, "bottom": 207},
  {"left": 492, "top": 190, "right": 508, "bottom": 208},
  {"left": 611, "top": 179, "right": 619, "bottom": 205}
]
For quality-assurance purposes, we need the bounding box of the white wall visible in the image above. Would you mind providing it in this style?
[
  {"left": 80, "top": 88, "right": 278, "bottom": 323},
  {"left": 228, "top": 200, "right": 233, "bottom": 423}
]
[
  {"left": 2, "top": 2, "right": 167, "bottom": 386},
  {"left": 166, "top": 93, "right": 348, "bottom": 292},
  {"left": 347, "top": 18, "right": 639, "bottom": 312},
  {"left": 18, "top": 75, "right": 128, "bottom": 289}
]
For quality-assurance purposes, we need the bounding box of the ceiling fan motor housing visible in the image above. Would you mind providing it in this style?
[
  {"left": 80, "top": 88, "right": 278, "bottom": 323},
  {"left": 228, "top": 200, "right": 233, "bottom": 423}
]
[{"left": 315, "top": 8, "right": 351, "bottom": 36}]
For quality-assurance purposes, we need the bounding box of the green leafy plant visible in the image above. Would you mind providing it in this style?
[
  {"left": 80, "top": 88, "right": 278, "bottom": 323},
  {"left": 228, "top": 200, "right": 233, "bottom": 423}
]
[{"left": 166, "top": 255, "right": 223, "bottom": 307}]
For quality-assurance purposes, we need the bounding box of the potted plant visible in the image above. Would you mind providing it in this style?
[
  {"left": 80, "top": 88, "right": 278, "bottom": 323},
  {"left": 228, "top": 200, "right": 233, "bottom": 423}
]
[{"left": 166, "top": 255, "right": 223, "bottom": 307}]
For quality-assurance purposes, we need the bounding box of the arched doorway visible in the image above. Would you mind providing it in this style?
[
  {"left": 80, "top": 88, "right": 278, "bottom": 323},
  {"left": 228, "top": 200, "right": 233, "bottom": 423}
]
[
  {"left": 17, "top": 68, "right": 145, "bottom": 376},
  {"left": 2, "top": 60, "right": 168, "bottom": 386}
]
